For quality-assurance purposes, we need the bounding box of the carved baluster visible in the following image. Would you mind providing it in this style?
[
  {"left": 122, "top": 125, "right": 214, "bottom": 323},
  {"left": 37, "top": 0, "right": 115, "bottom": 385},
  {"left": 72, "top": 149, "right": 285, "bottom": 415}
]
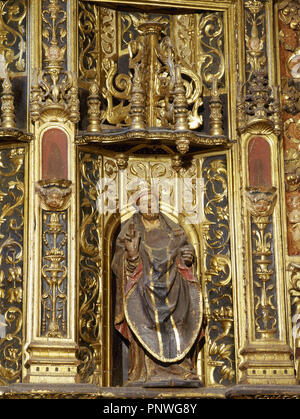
[
  {"left": 246, "top": 186, "right": 277, "bottom": 339},
  {"left": 1, "top": 72, "right": 16, "bottom": 129},
  {"left": 68, "top": 73, "right": 80, "bottom": 124},
  {"left": 30, "top": 69, "right": 41, "bottom": 123}
]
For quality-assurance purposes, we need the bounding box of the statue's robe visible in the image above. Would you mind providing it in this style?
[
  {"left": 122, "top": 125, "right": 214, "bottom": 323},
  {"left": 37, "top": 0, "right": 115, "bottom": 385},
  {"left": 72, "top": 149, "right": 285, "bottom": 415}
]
[{"left": 112, "top": 212, "right": 203, "bottom": 383}]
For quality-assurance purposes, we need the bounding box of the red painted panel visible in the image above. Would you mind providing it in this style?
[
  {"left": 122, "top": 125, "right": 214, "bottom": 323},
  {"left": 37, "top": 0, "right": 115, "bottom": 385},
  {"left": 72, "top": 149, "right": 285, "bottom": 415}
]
[
  {"left": 248, "top": 137, "right": 272, "bottom": 187},
  {"left": 42, "top": 128, "right": 68, "bottom": 180}
]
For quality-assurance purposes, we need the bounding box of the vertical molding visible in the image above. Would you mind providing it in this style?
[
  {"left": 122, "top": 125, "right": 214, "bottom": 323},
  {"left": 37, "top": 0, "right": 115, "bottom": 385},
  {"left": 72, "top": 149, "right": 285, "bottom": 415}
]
[
  {"left": 201, "top": 152, "right": 236, "bottom": 386},
  {"left": 0, "top": 145, "right": 27, "bottom": 385},
  {"left": 276, "top": 0, "right": 300, "bottom": 382}
]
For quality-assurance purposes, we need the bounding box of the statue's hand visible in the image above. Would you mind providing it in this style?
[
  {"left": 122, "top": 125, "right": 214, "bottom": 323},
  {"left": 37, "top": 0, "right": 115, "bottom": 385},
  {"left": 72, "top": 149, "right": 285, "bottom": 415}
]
[
  {"left": 125, "top": 224, "right": 140, "bottom": 260},
  {"left": 180, "top": 245, "right": 194, "bottom": 266}
]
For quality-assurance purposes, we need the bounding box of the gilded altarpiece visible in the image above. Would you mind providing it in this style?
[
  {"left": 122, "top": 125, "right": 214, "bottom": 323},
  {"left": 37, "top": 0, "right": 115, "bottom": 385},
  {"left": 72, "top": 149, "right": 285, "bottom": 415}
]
[{"left": 0, "top": 0, "right": 299, "bottom": 398}]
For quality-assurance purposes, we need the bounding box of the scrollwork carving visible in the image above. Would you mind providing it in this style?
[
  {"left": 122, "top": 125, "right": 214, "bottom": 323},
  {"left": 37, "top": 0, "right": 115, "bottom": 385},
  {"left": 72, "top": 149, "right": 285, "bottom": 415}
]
[
  {"left": 0, "top": 146, "right": 25, "bottom": 385},
  {"left": 245, "top": 0, "right": 266, "bottom": 77},
  {"left": 197, "top": 12, "right": 225, "bottom": 87},
  {"left": 41, "top": 211, "right": 68, "bottom": 338}
]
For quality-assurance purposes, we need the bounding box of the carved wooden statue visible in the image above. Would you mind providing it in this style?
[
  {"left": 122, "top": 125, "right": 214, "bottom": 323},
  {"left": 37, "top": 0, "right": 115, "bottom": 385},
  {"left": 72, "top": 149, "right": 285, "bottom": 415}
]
[{"left": 112, "top": 188, "right": 204, "bottom": 386}]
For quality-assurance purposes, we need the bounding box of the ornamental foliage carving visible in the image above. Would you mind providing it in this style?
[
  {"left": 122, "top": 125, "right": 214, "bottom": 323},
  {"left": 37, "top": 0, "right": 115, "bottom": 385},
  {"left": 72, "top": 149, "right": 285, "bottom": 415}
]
[
  {"left": 78, "top": 6, "right": 227, "bottom": 137},
  {"left": 0, "top": 0, "right": 26, "bottom": 73}
]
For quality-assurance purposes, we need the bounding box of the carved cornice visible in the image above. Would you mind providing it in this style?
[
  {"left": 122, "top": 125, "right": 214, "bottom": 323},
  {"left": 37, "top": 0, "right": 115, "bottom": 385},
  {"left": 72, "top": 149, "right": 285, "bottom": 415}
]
[{"left": 76, "top": 128, "right": 230, "bottom": 155}]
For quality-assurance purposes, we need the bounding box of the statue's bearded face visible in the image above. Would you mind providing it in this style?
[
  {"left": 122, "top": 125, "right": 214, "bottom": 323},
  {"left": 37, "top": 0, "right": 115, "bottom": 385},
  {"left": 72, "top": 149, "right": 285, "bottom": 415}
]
[{"left": 137, "top": 193, "right": 159, "bottom": 220}]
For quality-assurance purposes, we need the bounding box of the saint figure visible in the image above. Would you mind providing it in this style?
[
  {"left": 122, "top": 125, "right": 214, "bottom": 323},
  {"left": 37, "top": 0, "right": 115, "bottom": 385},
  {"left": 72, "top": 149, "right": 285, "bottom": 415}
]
[{"left": 112, "top": 187, "right": 204, "bottom": 386}]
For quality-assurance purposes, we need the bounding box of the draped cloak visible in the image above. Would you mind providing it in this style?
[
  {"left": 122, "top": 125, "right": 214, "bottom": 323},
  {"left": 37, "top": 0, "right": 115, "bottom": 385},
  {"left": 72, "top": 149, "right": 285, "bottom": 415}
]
[{"left": 112, "top": 212, "right": 203, "bottom": 364}]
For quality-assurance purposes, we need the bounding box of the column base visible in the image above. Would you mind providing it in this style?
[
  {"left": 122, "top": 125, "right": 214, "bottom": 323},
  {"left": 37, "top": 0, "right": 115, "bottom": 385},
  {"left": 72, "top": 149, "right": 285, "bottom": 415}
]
[{"left": 24, "top": 341, "right": 80, "bottom": 384}]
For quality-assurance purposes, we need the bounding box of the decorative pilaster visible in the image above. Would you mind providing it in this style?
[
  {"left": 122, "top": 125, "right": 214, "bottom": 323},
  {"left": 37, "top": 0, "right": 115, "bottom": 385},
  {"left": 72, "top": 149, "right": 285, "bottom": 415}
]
[
  {"left": 25, "top": 0, "right": 79, "bottom": 384},
  {"left": 236, "top": 0, "right": 296, "bottom": 385},
  {"left": 1, "top": 73, "right": 16, "bottom": 129}
]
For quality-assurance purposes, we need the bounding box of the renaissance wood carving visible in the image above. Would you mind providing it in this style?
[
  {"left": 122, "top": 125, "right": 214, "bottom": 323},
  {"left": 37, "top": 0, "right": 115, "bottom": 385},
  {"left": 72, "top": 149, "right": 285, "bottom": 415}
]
[
  {"left": 1, "top": 0, "right": 300, "bottom": 399},
  {"left": 112, "top": 187, "right": 204, "bottom": 386}
]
